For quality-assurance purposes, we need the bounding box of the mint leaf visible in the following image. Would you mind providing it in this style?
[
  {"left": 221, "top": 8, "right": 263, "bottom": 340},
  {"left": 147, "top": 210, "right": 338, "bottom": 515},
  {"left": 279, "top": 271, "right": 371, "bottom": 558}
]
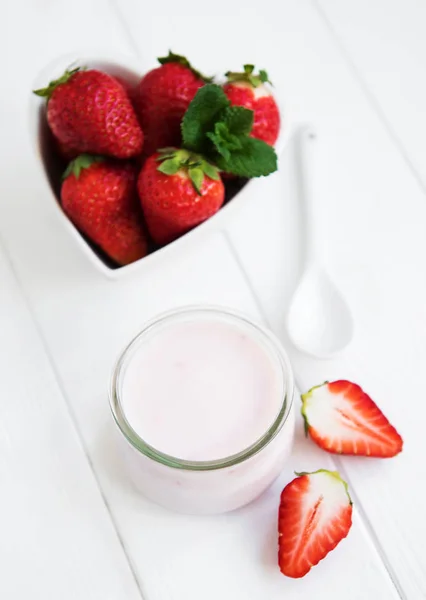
[
  {"left": 182, "top": 84, "right": 230, "bottom": 153},
  {"left": 214, "top": 137, "right": 277, "bottom": 178},
  {"left": 207, "top": 123, "right": 244, "bottom": 162},
  {"left": 222, "top": 106, "right": 253, "bottom": 136},
  {"left": 207, "top": 132, "right": 231, "bottom": 161}
]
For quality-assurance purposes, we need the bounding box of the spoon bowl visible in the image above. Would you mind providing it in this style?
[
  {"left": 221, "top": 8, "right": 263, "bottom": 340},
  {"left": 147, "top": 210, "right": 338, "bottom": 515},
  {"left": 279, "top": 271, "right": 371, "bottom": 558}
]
[{"left": 287, "top": 265, "right": 354, "bottom": 358}]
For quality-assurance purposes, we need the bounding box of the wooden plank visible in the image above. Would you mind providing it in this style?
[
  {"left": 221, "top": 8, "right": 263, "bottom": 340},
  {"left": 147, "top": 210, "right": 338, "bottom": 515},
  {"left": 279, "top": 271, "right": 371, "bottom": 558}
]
[
  {"left": 0, "top": 0, "right": 407, "bottom": 597},
  {"left": 0, "top": 245, "right": 142, "bottom": 600},
  {"left": 219, "top": 2, "right": 426, "bottom": 598},
  {"left": 315, "top": 0, "right": 426, "bottom": 190},
  {"left": 0, "top": 229, "right": 400, "bottom": 599}
]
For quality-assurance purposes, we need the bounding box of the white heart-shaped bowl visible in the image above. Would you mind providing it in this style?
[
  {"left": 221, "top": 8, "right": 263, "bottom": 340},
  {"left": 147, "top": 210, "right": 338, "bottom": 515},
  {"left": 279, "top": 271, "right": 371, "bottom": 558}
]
[{"left": 29, "top": 52, "right": 292, "bottom": 278}]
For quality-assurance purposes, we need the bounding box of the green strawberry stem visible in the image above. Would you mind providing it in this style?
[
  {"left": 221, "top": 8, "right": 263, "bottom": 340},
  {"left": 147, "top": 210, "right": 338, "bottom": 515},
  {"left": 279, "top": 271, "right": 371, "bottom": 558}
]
[
  {"left": 33, "top": 66, "right": 82, "bottom": 99},
  {"left": 157, "top": 50, "right": 213, "bottom": 83},
  {"left": 63, "top": 154, "right": 104, "bottom": 180},
  {"left": 294, "top": 470, "right": 353, "bottom": 505},
  {"left": 156, "top": 148, "right": 220, "bottom": 195},
  {"left": 225, "top": 64, "right": 271, "bottom": 88}
]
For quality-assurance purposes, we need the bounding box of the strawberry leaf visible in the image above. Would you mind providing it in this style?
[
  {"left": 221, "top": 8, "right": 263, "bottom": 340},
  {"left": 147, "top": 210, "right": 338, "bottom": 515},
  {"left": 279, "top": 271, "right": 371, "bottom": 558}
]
[
  {"left": 214, "top": 137, "right": 277, "bottom": 178},
  {"left": 224, "top": 64, "right": 271, "bottom": 88},
  {"left": 188, "top": 167, "right": 204, "bottom": 195},
  {"left": 155, "top": 148, "right": 221, "bottom": 192},
  {"left": 158, "top": 50, "right": 213, "bottom": 83},
  {"left": 157, "top": 147, "right": 179, "bottom": 160},
  {"left": 157, "top": 158, "right": 181, "bottom": 175},
  {"left": 259, "top": 69, "right": 270, "bottom": 84},
  {"left": 201, "top": 160, "right": 220, "bottom": 181},
  {"left": 63, "top": 153, "right": 104, "bottom": 180},
  {"left": 182, "top": 84, "right": 230, "bottom": 154},
  {"left": 33, "top": 67, "right": 81, "bottom": 99}
]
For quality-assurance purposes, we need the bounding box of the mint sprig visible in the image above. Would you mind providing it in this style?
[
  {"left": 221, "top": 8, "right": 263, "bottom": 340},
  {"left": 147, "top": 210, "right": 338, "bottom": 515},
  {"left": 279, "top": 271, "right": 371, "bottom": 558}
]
[
  {"left": 181, "top": 84, "right": 277, "bottom": 178},
  {"left": 213, "top": 137, "right": 277, "bottom": 178},
  {"left": 222, "top": 105, "right": 254, "bottom": 136},
  {"left": 182, "top": 84, "right": 230, "bottom": 154}
]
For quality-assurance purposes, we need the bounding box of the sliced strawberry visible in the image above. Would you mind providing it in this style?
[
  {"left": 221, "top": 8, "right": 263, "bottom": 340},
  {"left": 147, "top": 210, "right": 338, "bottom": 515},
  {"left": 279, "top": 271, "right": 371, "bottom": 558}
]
[
  {"left": 278, "top": 469, "right": 352, "bottom": 578},
  {"left": 302, "top": 380, "right": 403, "bottom": 457}
]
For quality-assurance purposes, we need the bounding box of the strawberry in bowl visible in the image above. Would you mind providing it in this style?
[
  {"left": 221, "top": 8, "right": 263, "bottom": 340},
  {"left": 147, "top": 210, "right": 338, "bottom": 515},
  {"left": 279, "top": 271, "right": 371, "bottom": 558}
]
[
  {"left": 137, "top": 84, "right": 277, "bottom": 245},
  {"left": 61, "top": 155, "right": 148, "bottom": 266},
  {"left": 133, "top": 51, "right": 212, "bottom": 158},
  {"left": 31, "top": 53, "right": 288, "bottom": 277},
  {"left": 138, "top": 149, "right": 224, "bottom": 245},
  {"left": 34, "top": 67, "right": 143, "bottom": 159},
  {"left": 223, "top": 64, "right": 280, "bottom": 146}
]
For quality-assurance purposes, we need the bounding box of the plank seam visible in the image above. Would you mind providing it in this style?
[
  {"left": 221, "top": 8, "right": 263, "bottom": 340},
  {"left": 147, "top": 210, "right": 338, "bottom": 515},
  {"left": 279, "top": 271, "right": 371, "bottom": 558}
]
[
  {"left": 309, "top": 4, "right": 421, "bottom": 594},
  {"left": 223, "top": 229, "right": 404, "bottom": 599},
  {"left": 333, "top": 457, "right": 405, "bottom": 600},
  {"left": 312, "top": 0, "right": 426, "bottom": 202},
  {"left": 0, "top": 233, "right": 147, "bottom": 600}
]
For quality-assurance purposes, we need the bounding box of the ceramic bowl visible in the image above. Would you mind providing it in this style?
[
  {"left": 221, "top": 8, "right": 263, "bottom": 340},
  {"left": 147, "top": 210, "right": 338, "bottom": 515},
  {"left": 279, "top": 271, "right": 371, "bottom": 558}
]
[{"left": 30, "top": 52, "right": 292, "bottom": 278}]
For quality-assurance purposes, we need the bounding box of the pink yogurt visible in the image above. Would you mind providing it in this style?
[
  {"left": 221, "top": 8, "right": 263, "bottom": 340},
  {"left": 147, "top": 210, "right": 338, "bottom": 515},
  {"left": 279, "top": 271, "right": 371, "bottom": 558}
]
[{"left": 110, "top": 306, "right": 295, "bottom": 514}]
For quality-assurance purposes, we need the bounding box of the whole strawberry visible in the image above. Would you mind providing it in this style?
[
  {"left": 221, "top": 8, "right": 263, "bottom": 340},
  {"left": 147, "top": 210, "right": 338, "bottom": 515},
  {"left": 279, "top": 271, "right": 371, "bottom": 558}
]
[
  {"left": 61, "top": 155, "right": 148, "bottom": 265},
  {"left": 133, "top": 52, "right": 211, "bottom": 157},
  {"left": 137, "top": 149, "right": 224, "bottom": 245},
  {"left": 34, "top": 68, "right": 143, "bottom": 159},
  {"left": 223, "top": 64, "right": 280, "bottom": 146}
]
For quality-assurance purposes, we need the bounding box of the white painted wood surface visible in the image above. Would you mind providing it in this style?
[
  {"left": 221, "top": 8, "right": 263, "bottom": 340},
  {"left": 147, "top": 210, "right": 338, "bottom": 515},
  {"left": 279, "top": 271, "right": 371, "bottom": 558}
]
[
  {"left": 316, "top": 0, "right": 426, "bottom": 190},
  {"left": 0, "top": 245, "right": 142, "bottom": 600},
  {"left": 1, "top": 0, "right": 425, "bottom": 598}
]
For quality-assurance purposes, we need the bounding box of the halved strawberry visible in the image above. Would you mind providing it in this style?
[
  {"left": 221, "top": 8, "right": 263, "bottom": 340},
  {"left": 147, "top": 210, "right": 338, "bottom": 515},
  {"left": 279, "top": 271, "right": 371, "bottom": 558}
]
[
  {"left": 302, "top": 380, "right": 403, "bottom": 457},
  {"left": 278, "top": 469, "right": 352, "bottom": 578}
]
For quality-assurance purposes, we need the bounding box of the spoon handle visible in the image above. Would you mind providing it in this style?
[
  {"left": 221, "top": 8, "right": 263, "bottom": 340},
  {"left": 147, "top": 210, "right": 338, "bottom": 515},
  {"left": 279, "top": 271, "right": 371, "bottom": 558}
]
[{"left": 298, "top": 124, "right": 321, "bottom": 267}]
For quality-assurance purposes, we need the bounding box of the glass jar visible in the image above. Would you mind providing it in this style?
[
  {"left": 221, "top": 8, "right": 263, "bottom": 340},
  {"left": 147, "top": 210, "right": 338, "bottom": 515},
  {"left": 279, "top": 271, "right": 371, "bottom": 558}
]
[{"left": 109, "top": 306, "right": 295, "bottom": 514}]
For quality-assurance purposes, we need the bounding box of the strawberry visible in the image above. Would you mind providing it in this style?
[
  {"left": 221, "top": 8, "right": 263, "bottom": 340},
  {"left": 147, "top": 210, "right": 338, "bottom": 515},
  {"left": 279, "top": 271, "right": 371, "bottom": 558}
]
[
  {"left": 133, "top": 51, "right": 211, "bottom": 157},
  {"left": 137, "top": 149, "right": 224, "bottom": 245},
  {"left": 301, "top": 381, "right": 403, "bottom": 457},
  {"left": 278, "top": 470, "right": 352, "bottom": 578},
  {"left": 34, "top": 68, "right": 143, "bottom": 159},
  {"left": 61, "top": 155, "right": 148, "bottom": 265},
  {"left": 223, "top": 64, "right": 280, "bottom": 146}
]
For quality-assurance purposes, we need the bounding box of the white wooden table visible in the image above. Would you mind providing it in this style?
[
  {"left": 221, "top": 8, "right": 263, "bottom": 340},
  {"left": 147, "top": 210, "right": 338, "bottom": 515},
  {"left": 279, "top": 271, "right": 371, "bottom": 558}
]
[{"left": 1, "top": 1, "right": 425, "bottom": 598}]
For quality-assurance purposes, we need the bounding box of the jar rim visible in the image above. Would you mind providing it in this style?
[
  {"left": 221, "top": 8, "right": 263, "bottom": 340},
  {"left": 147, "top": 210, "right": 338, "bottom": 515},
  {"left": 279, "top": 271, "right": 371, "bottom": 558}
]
[{"left": 109, "top": 305, "right": 294, "bottom": 471}]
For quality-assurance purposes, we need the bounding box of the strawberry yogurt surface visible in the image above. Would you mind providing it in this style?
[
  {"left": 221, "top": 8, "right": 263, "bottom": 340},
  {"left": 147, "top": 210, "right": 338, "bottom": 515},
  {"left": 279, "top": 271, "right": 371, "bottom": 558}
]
[{"left": 121, "top": 317, "right": 284, "bottom": 461}]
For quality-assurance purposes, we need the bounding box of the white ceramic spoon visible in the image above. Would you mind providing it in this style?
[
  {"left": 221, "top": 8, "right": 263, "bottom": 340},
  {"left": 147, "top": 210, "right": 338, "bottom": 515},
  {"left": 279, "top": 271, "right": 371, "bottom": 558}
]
[{"left": 286, "top": 124, "right": 354, "bottom": 359}]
